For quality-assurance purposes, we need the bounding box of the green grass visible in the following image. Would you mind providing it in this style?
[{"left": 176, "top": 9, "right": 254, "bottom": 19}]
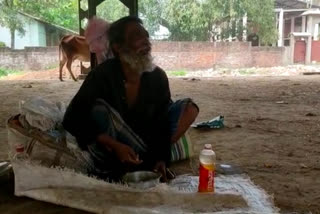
[
  {"left": 238, "top": 68, "right": 256, "bottom": 75},
  {"left": 45, "top": 64, "right": 58, "bottom": 70},
  {"left": 0, "top": 67, "right": 21, "bottom": 78},
  {"left": 168, "top": 69, "right": 187, "bottom": 76}
]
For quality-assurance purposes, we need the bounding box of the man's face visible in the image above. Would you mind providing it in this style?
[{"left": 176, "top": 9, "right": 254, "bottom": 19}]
[
  {"left": 118, "top": 22, "right": 154, "bottom": 73},
  {"left": 124, "top": 22, "right": 151, "bottom": 56}
]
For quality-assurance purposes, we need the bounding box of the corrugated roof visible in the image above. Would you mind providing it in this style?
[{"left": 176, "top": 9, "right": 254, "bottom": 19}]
[
  {"left": 18, "top": 12, "right": 78, "bottom": 35},
  {"left": 275, "top": 0, "right": 320, "bottom": 9},
  {"left": 301, "top": 8, "right": 320, "bottom": 15}
]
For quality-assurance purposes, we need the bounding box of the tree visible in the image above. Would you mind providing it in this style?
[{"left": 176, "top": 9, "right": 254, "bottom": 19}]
[
  {"left": 15, "top": 0, "right": 78, "bottom": 31},
  {"left": 138, "top": 0, "right": 277, "bottom": 44},
  {"left": 97, "top": 0, "right": 128, "bottom": 22},
  {"left": 0, "top": 0, "right": 25, "bottom": 48},
  {"left": 243, "top": 0, "right": 278, "bottom": 45},
  {"left": 3, "top": 0, "right": 277, "bottom": 45}
]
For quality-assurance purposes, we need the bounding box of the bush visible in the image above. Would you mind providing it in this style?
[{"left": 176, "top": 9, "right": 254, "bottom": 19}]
[
  {"left": 0, "top": 68, "right": 8, "bottom": 76},
  {"left": 0, "top": 67, "right": 19, "bottom": 77},
  {"left": 0, "top": 41, "right": 6, "bottom": 48}
]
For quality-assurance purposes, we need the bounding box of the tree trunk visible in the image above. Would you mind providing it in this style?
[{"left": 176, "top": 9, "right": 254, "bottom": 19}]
[{"left": 10, "top": 29, "right": 15, "bottom": 49}]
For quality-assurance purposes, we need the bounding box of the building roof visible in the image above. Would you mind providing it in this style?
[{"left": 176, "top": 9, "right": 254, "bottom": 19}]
[
  {"left": 290, "top": 32, "right": 311, "bottom": 37},
  {"left": 18, "top": 12, "right": 78, "bottom": 35},
  {"left": 275, "top": 0, "right": 320, "bottom": 9},
  {"left": 301, "top": 8, "right": 320, "bottom": 15}
]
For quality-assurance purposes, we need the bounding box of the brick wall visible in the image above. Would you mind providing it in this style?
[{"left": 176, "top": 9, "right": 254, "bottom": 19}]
[
  {"left": 0, "top": 42, "right": 289, "bottom": 71},
  {"left": 252, "top": 47, "right": 289, "bottom": 67},
  {"left": 213, "top": 42, "right": 252, "bottom": 69},
  {"left": 153, "top": 42, "right": 289, "bottom": 70},
  {"left": 152, "top": 42, "right": 216, "bottom": 70},
  {"left": 0, "top": 47, "right": 58, "bottom": 70}
]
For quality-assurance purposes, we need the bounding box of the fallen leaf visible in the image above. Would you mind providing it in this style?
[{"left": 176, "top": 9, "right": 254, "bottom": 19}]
[
  {"left": 190, "top": 78, "right": 200, "bottom": 81},
  {"left": 264, "top": 163, "right": 272, "bottom": 168},
  {"left": 300, "top": 163, "right": 308, "bottom": 168},
  {"left": 276, "top": 101, "right": 288, "bottom": 104},
  {"left": 305, "top": 113, "right": 317, "bottom": 117},
  {"left": 22, "top": 84, "right": 32, "bottom": 88},
  {"left": 240, "top": 98, "right": 250, "bottom": 101}
]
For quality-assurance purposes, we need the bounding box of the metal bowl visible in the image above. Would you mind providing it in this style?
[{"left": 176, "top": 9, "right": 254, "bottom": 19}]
[{"left": 122, "top": 171, "right": 161, "bottom": 189}]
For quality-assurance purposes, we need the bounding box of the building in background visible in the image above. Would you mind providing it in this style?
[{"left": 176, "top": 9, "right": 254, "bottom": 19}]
[
  {"left": 276, "top": 0, "right": 320, "bottom": 63},
  {"left": 0, "top": 12, "right": 76, "bottom": 49}
]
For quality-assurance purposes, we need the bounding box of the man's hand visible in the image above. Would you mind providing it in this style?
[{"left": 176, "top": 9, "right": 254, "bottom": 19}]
[
  {"left": 153, "top": 161, "right": 167, "bottom": 182},
  {"left": 97, "top": 134, "right": 142, "bottom": 166},
  {"left": 112, "top": 143, "right": 143, "bottom": 165}
]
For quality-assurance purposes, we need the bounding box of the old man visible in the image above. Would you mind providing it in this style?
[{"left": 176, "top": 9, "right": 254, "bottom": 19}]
[{"left": 63, "top": 16, "right": 199, "bottom": 182}]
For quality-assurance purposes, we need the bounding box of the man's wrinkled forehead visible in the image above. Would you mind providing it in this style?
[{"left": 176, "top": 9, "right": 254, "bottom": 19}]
[{"left": 124, "top": 22, "right": 148, "bottom": 40}]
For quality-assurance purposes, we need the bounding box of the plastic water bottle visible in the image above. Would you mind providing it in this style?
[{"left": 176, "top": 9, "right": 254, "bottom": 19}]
[
  {"left": 198, "top": 144, "right": 216, "bottom": 192},
  {"left": 13, "top": 144, "right": 29, "bottom": 161}
]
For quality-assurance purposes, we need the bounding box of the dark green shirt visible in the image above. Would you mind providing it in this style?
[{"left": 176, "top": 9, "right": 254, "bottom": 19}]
[{"left": 62, "top": 58, "right": 171, "bottom": 162}]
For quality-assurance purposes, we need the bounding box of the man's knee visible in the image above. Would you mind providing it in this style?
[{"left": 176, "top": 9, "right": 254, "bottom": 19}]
[
  {"left": 91, "top": 104, "right": 108, "bottom": 115},
  {"left": 184, "top": 102, "right": 199, "bottom": 120},
  {"left": 91, "top": 104, "right": 110, "bottom": 120},
  {"left": 90, "top": 103, "right": 114, "bottom": 133}
]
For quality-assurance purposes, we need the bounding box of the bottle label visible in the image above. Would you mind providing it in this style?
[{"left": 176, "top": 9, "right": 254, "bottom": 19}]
[{"left": 198, "top": 163, "right": 214, "bottom": 192}]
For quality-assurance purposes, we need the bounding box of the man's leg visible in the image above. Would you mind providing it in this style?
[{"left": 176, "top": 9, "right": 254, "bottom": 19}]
[
  {"left": 166, "top": 98, "right": 199, "bottom": 180},
  {"left": 169, "top": 98, "right": 199, "bottom": 144},
  {"left": 86, "top": 99, "right": 148, "bottom": 181}
]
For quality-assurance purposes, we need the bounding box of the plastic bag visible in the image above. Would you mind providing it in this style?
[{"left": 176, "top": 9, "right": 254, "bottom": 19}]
[
  {"left": 191, "top": 115, "right": 224, "bottom": 129},
  {"left": 19, "top": 96, "right": 66, "bottom": 131}
]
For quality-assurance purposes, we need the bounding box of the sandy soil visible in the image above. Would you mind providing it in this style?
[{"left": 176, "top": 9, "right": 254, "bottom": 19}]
[{"left": 0, "top": 68, "right": 320, "bottom": 214}]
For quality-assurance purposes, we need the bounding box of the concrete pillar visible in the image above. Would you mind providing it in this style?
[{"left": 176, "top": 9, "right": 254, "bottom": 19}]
[
  {"left": 307, "top": 16, "right": 313, "bottom": 34},
  {"left": 278, "top": 9, "right": 284, "bottom": 47},
  {"left": 302, "top": 16, "right": 306, "bottom": 32},
  {"left": 243, "top": 13, "right": 247, "bottom": 41},
  {"left": 291, "top": 17, "right": 295, "bottom": 33},
  {"left": 290, "top": 34, "right": 295, "bottom": 64},
  {"left": 306, "top": 35, "right": 312, "bottom": 64}
]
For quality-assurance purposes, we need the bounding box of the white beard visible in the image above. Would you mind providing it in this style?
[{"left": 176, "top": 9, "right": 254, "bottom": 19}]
[{"left": 121, "top": 50, "right": 155, "bottom": 74}]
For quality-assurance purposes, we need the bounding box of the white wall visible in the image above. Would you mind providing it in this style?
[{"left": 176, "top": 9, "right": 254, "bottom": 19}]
[
  {"left": 0, "top": 14, "right": 46, "bottom": 49},
  {"left": 311, "top": 16, "right": 320, "bottom": 40}
]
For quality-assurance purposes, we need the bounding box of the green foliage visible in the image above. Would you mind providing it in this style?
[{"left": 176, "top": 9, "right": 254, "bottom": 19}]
[
  {"left": 168, "top": 69, "right": 187, "bottom": 76},
  {"left": 15, "top": 0, "right": 78, "bottom": 31},
  {"left": 0, "top": 0, "right": 277, "bottom": 45},
  {"left": 0, "top": 0, "right": 26, "bottom": 48},
  {"left": 139, "top": 0, "right": 277, "bottom": 44},
  {"left": 97, "top": 0, "right": 128, "bottom": 22},
  {"left": 237, "top": 68, "right": 256, "bottom": 75},
  {"left": 0, "top": 41, "right": 6, "bottom": 47},
  {"left": 0, "top": 67, "right": 19, "bottom": 77},
  {"left": 243, "top": 0, "right": 277, "bottom": 45}
]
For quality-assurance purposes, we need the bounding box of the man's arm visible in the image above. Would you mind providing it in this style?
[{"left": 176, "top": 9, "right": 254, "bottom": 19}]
[
  {"left": 149, "top": 68, "right": 172, "bottom": 180},
  {"left": 62, "top": 66, "right": 103, "bottom": 142}
]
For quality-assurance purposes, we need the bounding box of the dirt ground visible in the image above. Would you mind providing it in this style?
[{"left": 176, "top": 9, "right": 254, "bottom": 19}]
[{"left": 0, "top": 67, "right": 320, "bottom": 214}]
